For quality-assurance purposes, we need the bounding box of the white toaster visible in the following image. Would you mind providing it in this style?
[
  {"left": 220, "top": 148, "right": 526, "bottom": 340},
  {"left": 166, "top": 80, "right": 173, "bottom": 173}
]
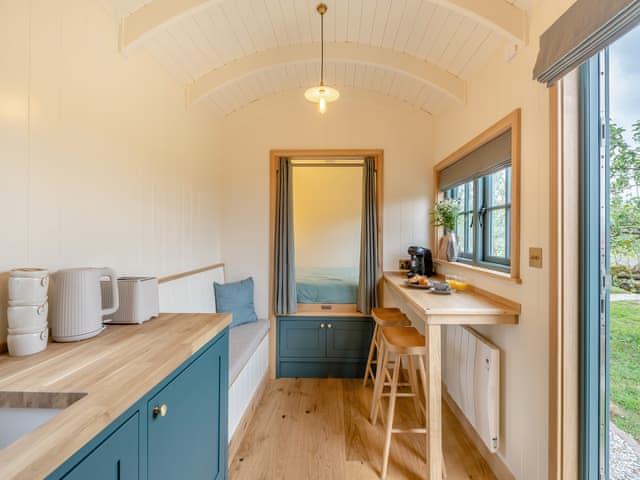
[{"left": 101, "top": 277, "right": 159, "bottom": 324}]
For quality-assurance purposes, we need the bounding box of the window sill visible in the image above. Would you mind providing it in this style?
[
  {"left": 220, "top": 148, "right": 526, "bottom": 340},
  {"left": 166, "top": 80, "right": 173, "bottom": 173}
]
[{"left": 433, "top": 258, "right": 522, "bottom": 284}]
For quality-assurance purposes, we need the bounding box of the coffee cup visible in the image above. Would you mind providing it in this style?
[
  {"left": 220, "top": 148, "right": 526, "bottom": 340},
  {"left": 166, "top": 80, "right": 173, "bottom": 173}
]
[
  {"left": 9, "top": 268, "right": 49, "bottom": 303},
  {"left": 7, "top": 302, "right": 48, "bottom": 330}
]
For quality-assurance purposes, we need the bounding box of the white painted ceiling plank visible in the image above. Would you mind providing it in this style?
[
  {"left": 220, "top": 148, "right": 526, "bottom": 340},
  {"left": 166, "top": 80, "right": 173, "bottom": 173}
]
[
  {"left": 334, "top": 0, "right": 348, "bottom": 43},
  {"left": 370, "top": 0, "right": 392, "bottom": 47},
  {"left": 357, "top": 0, "right": 376, "bottom": 45},
  {"left": 431, "top": 12, "right": 463, "bottom": 65},
  {"left": 346, "top": 0, "right": 363, "bottom": 43},
  {"left": 219, "top": 2, "right": 256, "bottom": 55},
  {"left": 404, "top": 1, "right": 435, "bottom": 58},
  {"left": 393, "top": 0, "right": 421, "bottom": 53},
  {"left": 381, "top": 0, "right": 406, "bottom": 50},
  {"left": 416, "top": 5, "right": 448, "bottom": 61},
  {"left": 246, "top": 0, "right": 277, "bottom": 50}
]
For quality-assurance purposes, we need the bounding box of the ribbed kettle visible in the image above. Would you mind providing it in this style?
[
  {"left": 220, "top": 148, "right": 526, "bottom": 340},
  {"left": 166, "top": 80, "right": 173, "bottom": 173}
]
[{"left": 50, "top": 268, "right": 119, "bottom": 342}]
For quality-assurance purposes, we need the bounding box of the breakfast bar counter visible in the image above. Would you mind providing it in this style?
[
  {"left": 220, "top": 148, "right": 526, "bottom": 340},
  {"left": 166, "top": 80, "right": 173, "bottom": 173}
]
[
  {"left": 383, "top": 271, "right": 520, "bottom": 479},
  {"left": 0, "top": 312, "right": 231, "bottom": 479}
]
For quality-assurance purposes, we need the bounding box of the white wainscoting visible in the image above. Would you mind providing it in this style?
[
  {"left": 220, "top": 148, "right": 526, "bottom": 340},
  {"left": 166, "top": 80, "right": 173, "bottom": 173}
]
[
  {"left": 443, "top": 325, "right": 500, "bottom": 453},
  {"left": 158, "top": 266, "right": 224, "bottom": 313},
  {"left": 157, "top": 264, "right": 269, "bottom": 444},
  {"left": 228, "top": 333, "right": 269, "bottom": 440}
]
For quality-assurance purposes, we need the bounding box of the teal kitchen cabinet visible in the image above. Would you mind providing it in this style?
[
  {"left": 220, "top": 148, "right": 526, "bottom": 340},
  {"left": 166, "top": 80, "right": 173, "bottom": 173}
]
[
  {"left": 62, "top": 413, "right": 139, "bottom": 480},
  {"left": 147, "top": 331, "right": 228, "bottom": 480},
  {"left": 48, "top": 329, "right": 229, "bottom": 480},
  {"left": 277, "top": 316, "right": 373, "bottom": 378}
]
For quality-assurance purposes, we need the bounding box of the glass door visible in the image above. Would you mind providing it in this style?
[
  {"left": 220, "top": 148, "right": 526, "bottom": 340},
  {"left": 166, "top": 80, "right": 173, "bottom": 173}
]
[{"left": 580, "top": 25, "right": 640, "bottom": 480}]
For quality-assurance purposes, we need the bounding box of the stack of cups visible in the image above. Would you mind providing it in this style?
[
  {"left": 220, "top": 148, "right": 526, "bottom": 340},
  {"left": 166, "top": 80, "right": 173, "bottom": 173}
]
[{"left": 7, "top": 268, "right": 49, "bottom": 356}]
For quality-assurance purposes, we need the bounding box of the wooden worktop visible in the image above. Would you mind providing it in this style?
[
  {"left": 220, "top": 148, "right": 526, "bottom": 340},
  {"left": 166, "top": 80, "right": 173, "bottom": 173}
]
[
  {"left": 0, "top": 313, "right": 231, "bottom": 480},
  {"left": 384, "top": 271, "right": 520, "bottom": 325}
]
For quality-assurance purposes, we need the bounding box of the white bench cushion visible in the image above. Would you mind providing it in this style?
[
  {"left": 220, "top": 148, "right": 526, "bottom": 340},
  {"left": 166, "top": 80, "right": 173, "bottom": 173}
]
[{"left": 229, "top": 319, "right": 270, "bottom": 385}]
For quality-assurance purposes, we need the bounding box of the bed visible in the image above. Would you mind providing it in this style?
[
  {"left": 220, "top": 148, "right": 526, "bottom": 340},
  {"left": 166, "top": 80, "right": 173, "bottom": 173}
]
[{"left": 296, "top": 267, "right": 359, "bottom": 304}]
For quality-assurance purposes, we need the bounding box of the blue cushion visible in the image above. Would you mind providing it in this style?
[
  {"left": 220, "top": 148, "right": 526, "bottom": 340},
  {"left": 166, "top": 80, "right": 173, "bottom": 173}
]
[{"left": 214, "top": 277, "right": 258, "bottom": 328}]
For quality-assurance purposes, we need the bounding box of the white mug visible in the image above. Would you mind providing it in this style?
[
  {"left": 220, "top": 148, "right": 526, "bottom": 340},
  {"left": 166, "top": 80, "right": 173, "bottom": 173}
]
[
  {"left": 9, "top": 268, "right": 49, "bottom": 303},
  {"left": 7, "top": 328, "right": 48, "bottom": 357},
  {"left": 51, "top": 268, "right": 119, "bottom": 342},
  {"left": 7, "top": 302, "right": 48, "bottom": 330}
]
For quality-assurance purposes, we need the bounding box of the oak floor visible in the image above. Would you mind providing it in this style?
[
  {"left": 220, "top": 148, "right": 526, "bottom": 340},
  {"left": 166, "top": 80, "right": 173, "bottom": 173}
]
[{"left": 229, "top": 378, "right": 496, "bottom": 480}]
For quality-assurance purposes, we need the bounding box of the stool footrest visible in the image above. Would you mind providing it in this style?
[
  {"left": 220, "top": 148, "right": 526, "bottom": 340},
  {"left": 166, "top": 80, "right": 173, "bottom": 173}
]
[{"left": 391, "top": 428, "right": 427, "bottom": 434}]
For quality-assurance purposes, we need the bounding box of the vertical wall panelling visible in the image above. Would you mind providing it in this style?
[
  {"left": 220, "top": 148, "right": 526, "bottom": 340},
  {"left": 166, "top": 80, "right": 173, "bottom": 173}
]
[{"left": 0, "top": 1, "right": 224, "bottom": 343}]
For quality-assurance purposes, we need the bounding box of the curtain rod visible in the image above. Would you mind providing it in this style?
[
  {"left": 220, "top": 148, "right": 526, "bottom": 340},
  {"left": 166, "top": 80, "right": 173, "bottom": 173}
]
[{"left": 291, "top": 158, "right": 365, "bottom": 166}]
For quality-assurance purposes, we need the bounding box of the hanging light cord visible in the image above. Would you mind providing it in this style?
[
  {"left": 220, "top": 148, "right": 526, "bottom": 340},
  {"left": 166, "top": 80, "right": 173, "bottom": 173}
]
[{"left": 320, "top": 10, "right": 324, "bottom": 86}]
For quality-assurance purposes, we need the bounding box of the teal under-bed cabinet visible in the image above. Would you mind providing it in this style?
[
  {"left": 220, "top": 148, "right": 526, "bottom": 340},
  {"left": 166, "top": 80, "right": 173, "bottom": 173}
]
[
  {"left": 277, "top": 316, "right": 373, "bottom": 378},
  {"left": 49, "top": 329, "right": 229, "bottom": 480}
]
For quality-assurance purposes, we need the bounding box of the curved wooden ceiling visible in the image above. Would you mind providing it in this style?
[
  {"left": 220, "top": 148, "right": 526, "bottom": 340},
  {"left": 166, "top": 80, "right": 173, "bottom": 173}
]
[{"left": 108, "top": 0, "right": 530, "bottom": 116}]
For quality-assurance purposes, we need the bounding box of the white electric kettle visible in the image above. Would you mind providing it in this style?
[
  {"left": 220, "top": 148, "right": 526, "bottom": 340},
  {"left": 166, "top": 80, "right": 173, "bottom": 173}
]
[{"left": 51, "top": 268, "right": 119, "bottom": 342}]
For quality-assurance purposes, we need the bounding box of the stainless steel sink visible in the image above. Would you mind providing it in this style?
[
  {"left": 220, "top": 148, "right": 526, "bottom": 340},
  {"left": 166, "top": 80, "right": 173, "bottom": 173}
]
[{"left": 0, "top": 391, "right": 86, "bottom": 449}]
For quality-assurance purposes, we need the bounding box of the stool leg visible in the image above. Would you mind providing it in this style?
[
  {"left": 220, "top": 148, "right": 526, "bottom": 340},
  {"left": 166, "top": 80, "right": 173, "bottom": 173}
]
[
  {"left": 381, "top": 353, "right": 401, "bottom": 479},
  {"left": 370, "top": 344, "right": 388, "bottom": 424},
  {"left": 363, "top": 323, "right": 379, "bottom": 387},
  {"left": 407, "top": 356, "right": 423, "bottom": 422}
]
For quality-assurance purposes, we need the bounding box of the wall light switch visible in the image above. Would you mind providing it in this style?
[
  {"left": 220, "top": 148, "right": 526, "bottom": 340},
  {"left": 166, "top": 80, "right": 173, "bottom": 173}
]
[{"left": 529, "top": 247, "right": 543, "bottom": 268}]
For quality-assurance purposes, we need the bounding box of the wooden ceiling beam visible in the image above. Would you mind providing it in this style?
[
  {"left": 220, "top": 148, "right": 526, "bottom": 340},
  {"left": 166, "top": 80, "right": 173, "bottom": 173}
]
[
  {"left": 432, "top": 0, "right": 528, "bottom": 44},
  {"left": 119, "top": 0, "right": 217, "bottom": 52},
  {"left": 186, "top": 43, "right": 467, "bottom": 106}
]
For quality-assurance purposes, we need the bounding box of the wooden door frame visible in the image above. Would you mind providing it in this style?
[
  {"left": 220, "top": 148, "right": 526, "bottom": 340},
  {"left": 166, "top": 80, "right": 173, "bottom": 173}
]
[
  {"left": 548, "top": 72, "right": 580, "bottom": 480},
  {"left": 268, "top": 149, "right": 384, "bottom": 378}
]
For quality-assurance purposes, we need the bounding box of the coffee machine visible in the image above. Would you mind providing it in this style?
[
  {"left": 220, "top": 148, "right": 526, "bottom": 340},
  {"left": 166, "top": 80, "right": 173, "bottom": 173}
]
[{"left": 407, "top": 246, "right": 434, "bottom": 277}]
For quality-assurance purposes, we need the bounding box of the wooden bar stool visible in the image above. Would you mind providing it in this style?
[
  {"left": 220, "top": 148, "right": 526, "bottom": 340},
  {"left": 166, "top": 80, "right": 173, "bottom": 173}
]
[
  {"left": 372, "top": 326, "right": 441, "bottom": 480},
  {"left": 363, "top": 307, "right": 411, "bottom": 388}
]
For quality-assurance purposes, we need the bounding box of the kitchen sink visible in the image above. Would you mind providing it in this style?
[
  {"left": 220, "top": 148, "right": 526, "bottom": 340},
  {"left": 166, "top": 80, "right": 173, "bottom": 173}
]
[{"left": 0, "top": 391, "right": 86, "bottom": 449}]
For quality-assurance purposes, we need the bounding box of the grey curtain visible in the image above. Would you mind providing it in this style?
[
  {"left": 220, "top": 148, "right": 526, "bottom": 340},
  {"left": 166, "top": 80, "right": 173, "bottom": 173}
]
[
  {"left": 357, "top": 157, "right": 379, "bottom": 314},
  {"left": 274, "top": 157, "right": 297, "bottom": 314},
  {"left": 533, "top": 0, "right": 640, "bottom": 85}
]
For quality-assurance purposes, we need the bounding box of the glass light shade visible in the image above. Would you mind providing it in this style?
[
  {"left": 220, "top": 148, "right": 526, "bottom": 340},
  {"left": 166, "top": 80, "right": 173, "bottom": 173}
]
[{"left": 304, "top": 84, "right": 340, "bottom": 104}]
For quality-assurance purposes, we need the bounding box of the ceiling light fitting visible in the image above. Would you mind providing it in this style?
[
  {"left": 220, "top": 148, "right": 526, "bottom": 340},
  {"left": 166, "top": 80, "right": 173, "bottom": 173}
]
[{"left": 304, "top": 3, "right": 339, "bottom": 114}]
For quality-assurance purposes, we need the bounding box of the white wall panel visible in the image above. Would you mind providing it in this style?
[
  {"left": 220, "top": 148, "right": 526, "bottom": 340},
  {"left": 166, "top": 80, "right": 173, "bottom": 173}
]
[{"left": 0, "top": 0, "right": 223, "bottom": 344}]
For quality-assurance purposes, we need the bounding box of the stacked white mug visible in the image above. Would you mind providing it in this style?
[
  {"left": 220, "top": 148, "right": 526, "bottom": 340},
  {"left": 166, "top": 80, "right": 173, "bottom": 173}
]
[{"left": 7, "top": 268, "right": 49, "bottom": 356}]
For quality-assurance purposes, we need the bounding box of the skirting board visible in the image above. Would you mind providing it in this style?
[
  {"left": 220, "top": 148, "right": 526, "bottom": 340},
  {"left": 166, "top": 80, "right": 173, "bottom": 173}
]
[
  {"left": 443, "top": 388, "right": 515, "bottom": 480},
  {"left": 228, "top": 373, "right": 268, "bottom": 466}
]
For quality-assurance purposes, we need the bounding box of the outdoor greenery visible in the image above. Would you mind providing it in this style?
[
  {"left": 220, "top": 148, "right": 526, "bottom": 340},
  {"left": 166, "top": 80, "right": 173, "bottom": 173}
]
[
  {"left": 610, "top": 120, "right": 640, "bottom": 264},
  {"left": 610, "top": 301, "right": 640, "bottom": 441}
]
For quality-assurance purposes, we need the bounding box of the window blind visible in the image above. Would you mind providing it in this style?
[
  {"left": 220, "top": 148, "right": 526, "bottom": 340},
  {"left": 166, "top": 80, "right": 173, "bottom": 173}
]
[
  {"left": 533, "top": 0, "right": 640, "bottom": 85},
  {"left": 439, "top": 130, "right": 512, "bottom": 191}
]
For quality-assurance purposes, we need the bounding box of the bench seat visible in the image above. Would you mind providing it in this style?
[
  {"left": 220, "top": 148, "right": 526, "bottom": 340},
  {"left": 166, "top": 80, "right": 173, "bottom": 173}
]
[{"left": 228, "top": 319, "right": 270, "bottom": 386}]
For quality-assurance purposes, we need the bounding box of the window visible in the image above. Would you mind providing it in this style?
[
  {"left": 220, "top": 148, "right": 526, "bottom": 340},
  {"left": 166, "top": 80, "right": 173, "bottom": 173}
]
[
  {"left": 446, "top": 166, "right": 512, "bottom": 270},
  {"left": 434, "top": 109, "right": 520, "bottom": 281}
]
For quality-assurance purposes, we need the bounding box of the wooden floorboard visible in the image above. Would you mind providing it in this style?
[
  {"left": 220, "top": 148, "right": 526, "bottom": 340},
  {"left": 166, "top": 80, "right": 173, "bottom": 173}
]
[{"left": 230, "top": 378, "right": 496, "bottom": 480}]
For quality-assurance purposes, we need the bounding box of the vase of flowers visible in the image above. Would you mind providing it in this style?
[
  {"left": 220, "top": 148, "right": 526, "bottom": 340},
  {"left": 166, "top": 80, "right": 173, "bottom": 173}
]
[{"left": 432, "top": 199, "right": 462, "bottom": 262}]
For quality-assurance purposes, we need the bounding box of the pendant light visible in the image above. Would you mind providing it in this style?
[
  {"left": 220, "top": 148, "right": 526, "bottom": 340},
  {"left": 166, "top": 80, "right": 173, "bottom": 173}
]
[{"left": 304, "top": 3, "right": 339, "bottom": 114}]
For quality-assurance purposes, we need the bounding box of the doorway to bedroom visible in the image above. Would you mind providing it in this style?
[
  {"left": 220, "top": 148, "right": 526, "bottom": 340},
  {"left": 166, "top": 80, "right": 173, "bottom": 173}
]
[
  {"left": 293, "top": 159, "right": 363, "bottom": 312},
  {"left": 269, "top": 150, "right": 383, "bottom": 379}
]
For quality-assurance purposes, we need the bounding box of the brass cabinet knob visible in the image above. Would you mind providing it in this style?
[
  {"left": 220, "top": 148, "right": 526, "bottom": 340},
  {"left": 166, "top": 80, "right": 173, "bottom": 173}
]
[
  {"left": 153, "top": 403, "right": 168, "bottom": 418},
  {"left": 320, "top": 323, "right": 325, "bottom": 328}
]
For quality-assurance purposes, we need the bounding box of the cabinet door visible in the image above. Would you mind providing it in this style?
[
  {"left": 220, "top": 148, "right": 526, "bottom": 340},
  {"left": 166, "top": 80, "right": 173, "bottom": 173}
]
[
  {"left": 62, "top": 413, "right": 139, "bottom": 480},
  {"left": 326, "top": 319, "right": 373, "bottom": 359},
  {"left": 147, "top": 334, "right": 228, "bottom": 480},
  {"left": 278, "top": 318, "right": 326, "bottom": 358}
]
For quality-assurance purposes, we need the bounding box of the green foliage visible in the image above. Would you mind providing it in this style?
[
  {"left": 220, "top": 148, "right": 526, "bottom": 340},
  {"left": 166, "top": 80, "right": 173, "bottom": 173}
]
[
  {"left": 431, "top": 199, "right": 462, "bottom": 232},
  {"left": 610, "top": 121, "right": 640, "bottom": 262},
  {"left": 610, "top": 301, "right": 640, "bottom": 441}
]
